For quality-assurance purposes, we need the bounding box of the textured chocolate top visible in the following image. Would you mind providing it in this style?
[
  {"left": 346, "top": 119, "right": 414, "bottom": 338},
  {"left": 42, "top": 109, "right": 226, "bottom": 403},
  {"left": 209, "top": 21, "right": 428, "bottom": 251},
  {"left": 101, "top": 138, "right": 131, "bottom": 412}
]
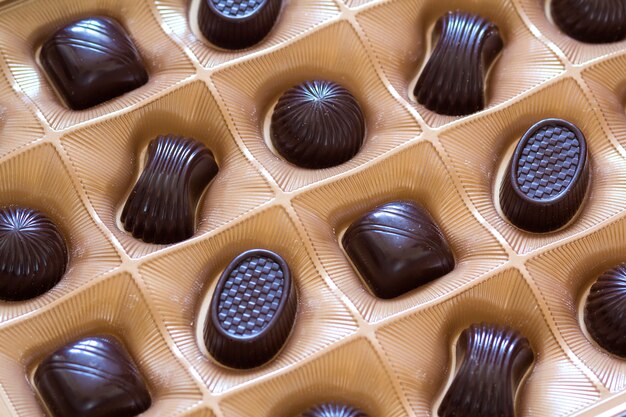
[
  {"left": 585, "top": 264, "right": 626, "bottom": 358},
  {"left": 414, "top": 11, "right": 503, "bottom": 116},
  {"left": 0, "top": 207, "right": 67, "bottom": 301},
  {"left": 34, "top": 336, "right": 151, "bottom": 417},
  {"left": 438, "top": 323, "right": 534, "bottom": 417},
  {"left": 40, "top": 17, "right": 148, "bottom": 110},
  {"left": 301, "top": 403, "right": 369, "bottom": 417},
  {"left": 552, "top": 0, "right": 626, "bottom": 44},
  {"left": 271, "top": 80, "right": 366, "bottom": 169}
]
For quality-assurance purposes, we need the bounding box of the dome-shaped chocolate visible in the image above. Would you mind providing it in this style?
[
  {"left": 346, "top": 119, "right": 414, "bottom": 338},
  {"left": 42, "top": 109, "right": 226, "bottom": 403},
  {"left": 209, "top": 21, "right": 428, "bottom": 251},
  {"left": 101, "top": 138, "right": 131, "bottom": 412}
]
[
  {"left": 0, "top": 207, "right": 68, "bottom": 301},
  {"left": 271, "top": 80, "right": 365, "bottom": 169},
  {"left": 551, "top": 0, "right": 626, "bottom": 44},
  {"left": 301, "top": 403, "right": 369, "bottom": 417}
]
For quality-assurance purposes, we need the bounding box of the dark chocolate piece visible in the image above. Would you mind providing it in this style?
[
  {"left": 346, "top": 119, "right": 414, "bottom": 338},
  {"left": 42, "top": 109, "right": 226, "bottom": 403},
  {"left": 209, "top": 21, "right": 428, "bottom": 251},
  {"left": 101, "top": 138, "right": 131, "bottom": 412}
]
[
  {"left": 34, "top": 336, "right": 151, "bottom": 417},
  {"left": 271, "top": 80, "right": 365, "bottom": 169},
  {"left": 414, "top": 11, "right": 503, "bottom": 116},
  {"left": 0, "top": 207, "right": 67, "bottom": 301},
  {"left": 121, "top": 134, "right": 218, "bottom": 244},
  {"left": 551, "top": 0, "right": 626, "bottom": 44},
  {"left": 438, "top": 323, "right": 534, "bottom": 417},
  {"left": 342, "top": 201, "right": 454, "bottom": 299},
  {"left": 584, "top": 264, "right": 626, "bottom": 357},
  {"left": 40, "top": 17, "right": 148, "bottom": 110},
  {"left": 199, "top": 0, "right": 282, "bottom": 50},
  {"left": 204, "top": 249, "right": 297, "bottom": 369},
  {"left": 301, "top": 403, "right": 369, "bottom": 417},
  {"left": 499, "top": 118, "right": 589, "bottom": 233}
]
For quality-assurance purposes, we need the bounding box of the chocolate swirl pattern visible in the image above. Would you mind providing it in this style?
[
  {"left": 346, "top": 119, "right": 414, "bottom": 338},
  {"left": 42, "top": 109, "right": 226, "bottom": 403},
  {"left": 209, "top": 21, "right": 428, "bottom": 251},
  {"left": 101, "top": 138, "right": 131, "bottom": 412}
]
[
  {"left": 0, "top": 207, "right": 67, "bottom": 301},
  {"left": 40, "top": 17, "right": 148, "bottom": 110},
  {"left": 584, "top": 264, "right": 626, "bottom": 358},
  {"left": 551, "top": 0, "right": 626, "bottom": 44},
  {"left": 121, "top": 134, "right": 219, "bottom": 245},
  {"left": 34, "top": 336, "right": 151, "bottom": 417},
  {"left": 271, "top": 80, "right": 366, "bottom": 169},
  {"left": 438, "top": 323, "right": 534, "bottom": 417},
  {"left": 414, "top": 11, "right": 503, "bottom": 116},
  {"left": 301, "top": 403, "right": 369, "bottom": 417},
  {"left": 342, "top": 201, "right": 454, "bottom": 299}
]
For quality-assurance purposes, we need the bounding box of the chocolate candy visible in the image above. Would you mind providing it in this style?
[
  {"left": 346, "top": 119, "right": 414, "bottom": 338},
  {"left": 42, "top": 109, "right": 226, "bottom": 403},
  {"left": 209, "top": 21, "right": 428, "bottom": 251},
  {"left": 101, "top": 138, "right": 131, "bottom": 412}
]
[
  {"left": 271, "top": 80, "right": 365, "bottom": 169},
  {"left": 584, "top": 264, "right": 626, "bottom": 357},
  {"left": 342, "top": 201, "right": 454, "bottom": 299},
  {"left": 34, "top": 336, "right": 151, "bottom": 417},
  {"left": 414, "top": 11, "right": 503, "bottom": 116},
  {"left": 40, "top": 17, "right": 148, "bottom": 110},
  {"left": 121, "top": 134, "right": 218, "bottom": 244},
  {"left": 551, "top": 0, "right": 626, "bottom": 44},
  {"left": 204, "top": 249, "right": 297, "bottom": 369},
  {"left": 199, "top": 0, "right": 282, "bottom": 50},
  {"left": 0, "top": 207, "right": 67, "bottom": 301},
  {"left": 301, "top": 403, "right": 368, "bottom": 417},
  {"left": 438, "top": 323, "right": 534, "bottom": 417},
  {"left": 499, "top": 118, "right": 589, "bottom": 233}
]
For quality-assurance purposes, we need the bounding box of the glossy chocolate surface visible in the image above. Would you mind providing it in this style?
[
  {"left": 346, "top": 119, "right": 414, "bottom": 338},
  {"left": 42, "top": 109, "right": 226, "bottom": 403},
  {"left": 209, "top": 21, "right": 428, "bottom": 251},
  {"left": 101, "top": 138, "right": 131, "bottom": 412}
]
[
  {"left": 414, "top": 11, "right": 503, "bottom": 116},
  {"left": 301, "top": 403, "right": 369, "bottom": 417},
  {"left": 121, "top": 134, "right": 219, "bottom": 244},
  {"left": 271, "top": 80, "right": 365, "bottom": 169},
  {"left": 199, "top": 0, "right": 282, "bottom": 50},
  {"left": 40, "top": 17, "right": 148, "bottom": 110},
  {"left": 585, "top": 264, "right": 626, "bottom": 358},
  {"left": 34, "top": 336, "right": 151, "bottom": 417},
  {"left": 438, "top": 323, "right": 534, "bottom": 417},
  {"left": 342, "top": 201, "right": 454, "bottom": 299},
  {"left": 552, "top": 0, "right": 626, "bottom": 44},
  {"left": 499, "top": 118, "right": 589, "bottom": 233},
  {"left": 204, "top": 249, "right": 297, "bottom": 369},
  {"left": 0, "top": 207, "right": 67, "bottom": 301}
]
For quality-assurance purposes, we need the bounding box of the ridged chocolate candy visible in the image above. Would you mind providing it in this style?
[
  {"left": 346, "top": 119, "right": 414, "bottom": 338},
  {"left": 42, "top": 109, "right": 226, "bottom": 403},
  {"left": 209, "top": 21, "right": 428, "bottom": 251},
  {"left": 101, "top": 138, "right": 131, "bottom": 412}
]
[
  {"left": 438, "top": 323, "right": 534, "bottom": 417},
  {"left": 342, "top": 201, "right": 454, "bottom": 299},
  {"left": 0, "top": 207, "right": 67, "bottom": 301},
  {"left": 414, "top": 11, "right": 503, "bottom": 116},
  {"left": 121, "top": 134, "right": 219, "bottom": 244},
  {"left": 271, "top": 80, "right": 366, "bottom": 169},
  {"left": 204, "top": 249, "right": 297, "bottom": 369},
  {"left": 34, "top": 336, "right": 151, "bottom": 417},
  {"left": 40, "top": 17, "right": 148, "bottom": 110},
  {"left": 199, "top": 0, "right": 282, "bottom": 50},
  {"left": 584, "top": 264, "right": 626, "bottom": 357},
  {"left": 552, "top": 0, "right": 626, "bottom": 44},
  {"left": 499, "top": 118, "right": 589, "bottom": 233},
  {"left": 301, "top": 403, "right": 369, "bottom": 417}
]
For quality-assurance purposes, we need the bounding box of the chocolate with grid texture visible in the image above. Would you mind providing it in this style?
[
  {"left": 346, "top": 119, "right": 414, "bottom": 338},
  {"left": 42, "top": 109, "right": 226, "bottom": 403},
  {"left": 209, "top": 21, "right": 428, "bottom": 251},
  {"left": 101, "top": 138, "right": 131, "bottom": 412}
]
[
  {"left": 34, "top": 336, "right": 151, "bottom": 417},
  {"left": 342, "top": 201, "right": 454, "bottom": 299},
  {"left": 199, "top": 0, "right": 282, "bottom": 50},
  {"left": 0, "top": 207, "right": 67, "bottom": 301},
  {"left": 121, "top": 134, "right": 218, "bottom": 245},
  {"left": 551, "top": 0, "right": 626, "bottom": 44},
  {"left": 438, "top": 323, "right": 534, "bottom": 417},
  {"left": 40, "top": 17, "right": 148, "bottom": 110},
  {"left": 584, "top": 264, "right": 626, "bottom": 358},
  {"left": 204, "top": 249, "right": 297, "bottom": 369},
  {"left": 301, "top": 403, "right": 369, "bottom": 417},
  {"left": 414, "top": 11, "right": 503, "bottom": 116},
  {"left": 271, "top": 80, "right": 366, "bottom": 169},
  {"left": 499, "top": 118, "right": 589, "bottom": 233}
]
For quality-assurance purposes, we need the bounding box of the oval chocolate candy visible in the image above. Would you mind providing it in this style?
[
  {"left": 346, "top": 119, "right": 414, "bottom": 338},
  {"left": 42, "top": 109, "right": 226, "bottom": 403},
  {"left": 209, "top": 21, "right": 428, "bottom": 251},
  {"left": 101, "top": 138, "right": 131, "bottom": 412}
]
[
  {"left": 551, "top": 0, "right": 626, "bottom": 44},
  {"left": 499, "top": 118, "right": 589, "bottom": 233},
  {"left": 204, "top": 249, "right": 297, "bottom": 369}
]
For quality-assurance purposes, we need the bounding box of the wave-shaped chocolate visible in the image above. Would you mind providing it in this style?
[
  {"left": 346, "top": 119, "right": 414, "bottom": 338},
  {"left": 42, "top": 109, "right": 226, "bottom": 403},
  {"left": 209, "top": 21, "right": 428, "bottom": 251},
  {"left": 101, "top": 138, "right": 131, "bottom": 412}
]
[
  {"left": 199, "top": 0, "right": 282, "bottom": 50},
  {"left": 40, "top": 17, "right": 148, "bottom": 110},
  {"left": 204, "top": 249, "right": 297, "bottom": 369},
  {"left": 584, "top": 265, "right": 626, "bottom": 357},
  {"left": 414, "top": 11, "right": 503, "bottom": 116},
  {"left": 342, "top": 201, "right": 454, "bottom": 299},
  {"left": 271, "top": 80, "right": 366, "bottom": 169},
  {"left": 438, "top": 323, "right": 534, "bottom": 417},
  {"left": 34, "top": 336, "right": 151, "bottom": 417},
  {"left": 301, "top": 403, "right": 369, "bottom": 417},
  {"left": 0, "top": 207, "right": 67, "bottom": 301},
  {"left": 121, "top": 134, "right": 218, "bottom": 244},
  {"left": 499, "top": 118, "right": 589, "bottom": 233},
  {"left": 551, "top": 0, "right": 626, "bottom": 44}
]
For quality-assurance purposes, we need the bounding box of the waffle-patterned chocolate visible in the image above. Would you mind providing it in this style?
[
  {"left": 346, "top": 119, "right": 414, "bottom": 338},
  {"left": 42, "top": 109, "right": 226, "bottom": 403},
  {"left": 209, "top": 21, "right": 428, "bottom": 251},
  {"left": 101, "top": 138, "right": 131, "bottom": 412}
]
[
  {"left": 301, "top": 402, "right": 369, "bottom": 417},
  {"left": 551, "top": 0, "right": 626, "bottom": 44}
]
